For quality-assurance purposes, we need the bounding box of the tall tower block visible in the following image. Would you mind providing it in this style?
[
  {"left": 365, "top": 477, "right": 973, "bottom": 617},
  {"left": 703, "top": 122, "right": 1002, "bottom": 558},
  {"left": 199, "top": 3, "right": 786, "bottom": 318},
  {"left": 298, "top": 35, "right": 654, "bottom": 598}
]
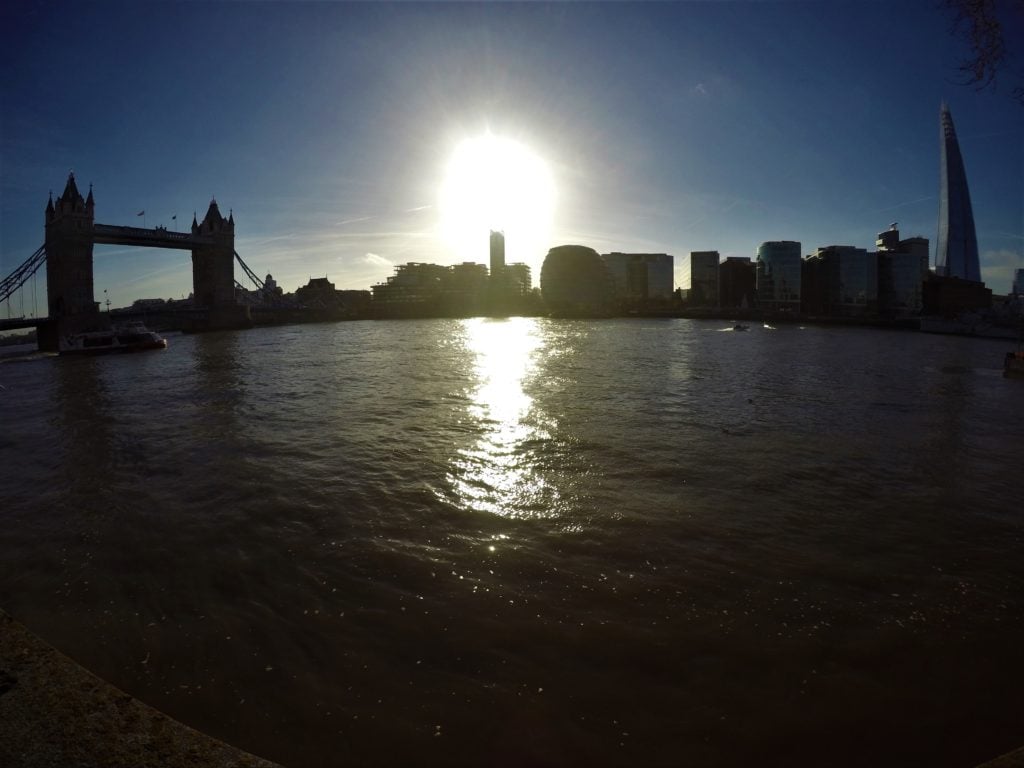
[
  {"left": 936, "top": 104, "right": 981, "bottom": 282},
  {"left": 489, "top": 230, "right": 506, "bottom": 278}
]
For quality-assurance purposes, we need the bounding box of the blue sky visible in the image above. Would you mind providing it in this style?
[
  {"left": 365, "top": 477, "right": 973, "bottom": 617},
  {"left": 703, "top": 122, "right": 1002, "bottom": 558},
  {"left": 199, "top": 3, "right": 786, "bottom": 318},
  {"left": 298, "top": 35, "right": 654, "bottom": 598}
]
[{"left": 2, "top": 1, "right": 1022, "bottom": 309}]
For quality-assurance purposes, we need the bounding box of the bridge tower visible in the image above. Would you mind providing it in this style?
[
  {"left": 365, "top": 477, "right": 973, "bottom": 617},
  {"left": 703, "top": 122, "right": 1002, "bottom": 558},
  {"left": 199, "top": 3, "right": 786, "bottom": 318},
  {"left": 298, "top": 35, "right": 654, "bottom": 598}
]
[
  {"left": 191, "top": 199, "right": 250, "bottom": 330},
  {"left": 41, "top": 173, "right": 104, "bottom": 350}
]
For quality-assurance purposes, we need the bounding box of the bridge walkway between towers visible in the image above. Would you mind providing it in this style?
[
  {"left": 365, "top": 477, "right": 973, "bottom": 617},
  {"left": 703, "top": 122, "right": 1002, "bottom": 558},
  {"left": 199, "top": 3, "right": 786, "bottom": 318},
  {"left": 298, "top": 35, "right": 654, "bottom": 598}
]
[{"left": 92, "top": 224, "right": 213, "bottom": 249}]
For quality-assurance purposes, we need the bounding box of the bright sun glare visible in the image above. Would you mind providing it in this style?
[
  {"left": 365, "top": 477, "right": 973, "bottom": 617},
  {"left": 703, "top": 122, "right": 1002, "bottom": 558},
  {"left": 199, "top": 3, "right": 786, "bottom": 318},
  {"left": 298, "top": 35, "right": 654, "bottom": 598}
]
[{"left": 439, "top": 135, "right": 555, "bottom": 267}]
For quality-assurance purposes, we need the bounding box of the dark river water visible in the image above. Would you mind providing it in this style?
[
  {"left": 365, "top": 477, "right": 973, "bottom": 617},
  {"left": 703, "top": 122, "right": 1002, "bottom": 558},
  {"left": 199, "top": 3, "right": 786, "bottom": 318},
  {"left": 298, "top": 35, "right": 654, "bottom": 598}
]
[{"left": 2, "top": 318, "right": 1022, "bottom": 767}]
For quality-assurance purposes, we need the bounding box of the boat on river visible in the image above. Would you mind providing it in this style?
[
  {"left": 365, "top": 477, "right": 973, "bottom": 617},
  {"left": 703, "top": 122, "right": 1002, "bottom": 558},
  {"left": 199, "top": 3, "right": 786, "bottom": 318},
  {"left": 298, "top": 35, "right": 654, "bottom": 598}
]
[
  {"left": 1005, "top": 350, "right": 1024, "bottom": 379},
  {"left": 60, "top": 322, "right": 167, "bottom": 356},
  {"left": 733, "top": 324, "right": 749, "bottom": 331}
]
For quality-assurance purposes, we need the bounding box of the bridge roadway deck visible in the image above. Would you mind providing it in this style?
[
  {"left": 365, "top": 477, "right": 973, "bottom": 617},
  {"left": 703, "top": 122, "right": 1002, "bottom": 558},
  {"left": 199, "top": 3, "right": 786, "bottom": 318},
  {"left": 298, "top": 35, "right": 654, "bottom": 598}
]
[
  {"left": 93, "top": 223, "right": 213, "bottom": 249},
  {"left": 0, "top": 317, "right": 42, "bottom": 332}
]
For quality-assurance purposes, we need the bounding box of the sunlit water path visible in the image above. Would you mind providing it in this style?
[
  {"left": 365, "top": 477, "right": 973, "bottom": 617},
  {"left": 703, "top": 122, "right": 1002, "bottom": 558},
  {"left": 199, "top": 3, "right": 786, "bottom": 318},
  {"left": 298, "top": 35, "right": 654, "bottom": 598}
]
[{"left": 2, "top": 318, "right": 1022, "bottom": 767}]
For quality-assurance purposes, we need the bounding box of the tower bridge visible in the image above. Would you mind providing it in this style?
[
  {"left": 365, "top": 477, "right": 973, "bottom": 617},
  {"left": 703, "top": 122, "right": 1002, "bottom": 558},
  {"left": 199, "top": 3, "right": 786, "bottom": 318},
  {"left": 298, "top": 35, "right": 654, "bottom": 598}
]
[{"left": 1, "top": 173, "right": 258, "bottom": 350}]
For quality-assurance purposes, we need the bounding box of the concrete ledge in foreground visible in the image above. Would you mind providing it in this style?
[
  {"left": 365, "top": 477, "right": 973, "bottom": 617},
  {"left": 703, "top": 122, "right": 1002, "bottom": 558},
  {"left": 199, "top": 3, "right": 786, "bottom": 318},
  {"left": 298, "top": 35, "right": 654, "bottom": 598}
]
[
  {"left": 0, "top": 609, "right": 282, "bottom": 768},
  {"left": 978, "top": 746, "right": 1024, "bottom": 767}
]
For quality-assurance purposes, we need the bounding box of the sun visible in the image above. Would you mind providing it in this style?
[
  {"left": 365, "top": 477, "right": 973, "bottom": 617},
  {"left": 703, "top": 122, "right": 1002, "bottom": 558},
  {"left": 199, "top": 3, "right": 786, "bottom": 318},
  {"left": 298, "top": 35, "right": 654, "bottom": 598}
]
[{"left": 439, "top": 134, "right": 556, "bottom": 269}]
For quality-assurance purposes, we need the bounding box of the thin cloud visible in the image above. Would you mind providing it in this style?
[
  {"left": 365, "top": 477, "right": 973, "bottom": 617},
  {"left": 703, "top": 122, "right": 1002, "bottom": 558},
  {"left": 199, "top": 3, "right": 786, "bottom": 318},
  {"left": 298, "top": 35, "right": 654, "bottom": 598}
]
[
  {"left": 873, "top": 195, "right": 935, "bottom": 214},
  {"left": 361, "top": 252, "right": 393, "bottom": 267}
]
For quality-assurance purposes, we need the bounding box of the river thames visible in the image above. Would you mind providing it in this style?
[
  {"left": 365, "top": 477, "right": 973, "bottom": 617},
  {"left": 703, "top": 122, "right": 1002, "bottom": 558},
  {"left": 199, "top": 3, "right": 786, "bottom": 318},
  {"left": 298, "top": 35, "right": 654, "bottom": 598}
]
[{"left": 1, "top": 318, "right": 1022, "bottom": 767}]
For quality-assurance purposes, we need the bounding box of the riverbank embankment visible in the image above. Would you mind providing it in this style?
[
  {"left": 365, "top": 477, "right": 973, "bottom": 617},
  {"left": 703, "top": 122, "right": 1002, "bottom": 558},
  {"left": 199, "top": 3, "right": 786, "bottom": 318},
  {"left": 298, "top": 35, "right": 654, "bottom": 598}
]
[{"left": 0, "top": 610, "right": 281, "bottom": 768}]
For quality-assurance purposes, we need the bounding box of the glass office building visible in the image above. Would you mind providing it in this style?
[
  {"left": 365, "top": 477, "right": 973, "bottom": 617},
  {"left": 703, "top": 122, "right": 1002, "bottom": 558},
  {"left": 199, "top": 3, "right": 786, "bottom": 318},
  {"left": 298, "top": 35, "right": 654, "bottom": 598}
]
[
  {"left": 756, "top": 241, "right": 802, "bottom": 312},
  {"left": 602, "top": 252, "right": 674, "bottom": 305},
  {"left": 804, "top": 245, "right": 877, "bottom": 317},
  {"left": 936, "top": 104, "right": 980, "bottom": 282},
  {"left": 688, "top": 251, "right": 720, "bottom": 307}
]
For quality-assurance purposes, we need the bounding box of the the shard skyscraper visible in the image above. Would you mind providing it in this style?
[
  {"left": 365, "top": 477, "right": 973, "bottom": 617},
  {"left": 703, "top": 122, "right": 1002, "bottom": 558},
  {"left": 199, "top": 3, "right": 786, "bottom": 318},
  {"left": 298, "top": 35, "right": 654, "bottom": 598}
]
[{"left": 936, "top": 103, "right": 981, "bottom": 282}]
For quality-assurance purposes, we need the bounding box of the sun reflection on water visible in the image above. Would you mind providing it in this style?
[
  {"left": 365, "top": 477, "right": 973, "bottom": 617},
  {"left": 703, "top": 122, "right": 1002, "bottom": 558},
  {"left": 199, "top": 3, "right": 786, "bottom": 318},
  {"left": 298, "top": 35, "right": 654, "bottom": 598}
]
[{"left": 448, "top": 317, "right": 559, "bottom": 518}]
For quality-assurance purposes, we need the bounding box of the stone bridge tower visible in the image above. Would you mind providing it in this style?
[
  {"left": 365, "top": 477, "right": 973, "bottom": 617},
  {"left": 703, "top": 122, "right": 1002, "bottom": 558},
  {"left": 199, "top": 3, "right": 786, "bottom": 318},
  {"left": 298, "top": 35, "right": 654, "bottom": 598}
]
[
  {"left": 191, "top": 199, "right": 250, "bottom": 329},
  {"left": 42, "top": 173, "right": 102, "bottom": 349},
  {"left": 191, "top": 199, "right": 234, "bottom": 307}
]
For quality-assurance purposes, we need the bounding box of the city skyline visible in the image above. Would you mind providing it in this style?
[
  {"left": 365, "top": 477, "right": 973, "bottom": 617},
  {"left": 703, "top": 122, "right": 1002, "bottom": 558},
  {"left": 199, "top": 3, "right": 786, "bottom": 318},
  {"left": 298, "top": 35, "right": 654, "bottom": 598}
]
[{"left": 2, "top": 1, "right": 1022, "bottom": 310}]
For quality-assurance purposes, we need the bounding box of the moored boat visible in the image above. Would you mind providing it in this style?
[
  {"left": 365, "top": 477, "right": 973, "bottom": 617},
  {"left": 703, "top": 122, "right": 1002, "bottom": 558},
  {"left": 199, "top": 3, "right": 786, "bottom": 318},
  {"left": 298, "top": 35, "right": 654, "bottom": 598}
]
[
  {"left": 1005, "top": 350, "right": 1024, "bottom": 378},
  {"left": 60, "top": 322, "right": 167, "bottom": 355}
]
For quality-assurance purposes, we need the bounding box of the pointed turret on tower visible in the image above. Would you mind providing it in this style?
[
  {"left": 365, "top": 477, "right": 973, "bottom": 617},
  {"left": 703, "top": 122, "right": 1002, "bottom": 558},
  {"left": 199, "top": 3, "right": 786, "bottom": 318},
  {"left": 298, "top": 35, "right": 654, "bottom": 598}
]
[{"left": 196, "top": 198, "right": 234, "bottom": 235}]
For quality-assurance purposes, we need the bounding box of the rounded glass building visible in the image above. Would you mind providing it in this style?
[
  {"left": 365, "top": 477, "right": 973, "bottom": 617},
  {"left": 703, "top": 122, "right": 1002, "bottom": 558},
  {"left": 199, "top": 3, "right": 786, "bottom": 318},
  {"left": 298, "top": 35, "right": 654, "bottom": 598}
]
[{"left": 540, "top": 245, "right": 615, "bottom": 317}]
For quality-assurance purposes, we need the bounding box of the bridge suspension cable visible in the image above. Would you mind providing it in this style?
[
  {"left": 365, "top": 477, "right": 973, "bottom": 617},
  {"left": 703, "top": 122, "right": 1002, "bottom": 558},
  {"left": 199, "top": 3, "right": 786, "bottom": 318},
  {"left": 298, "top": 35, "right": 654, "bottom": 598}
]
[
  {"left": 0, "top": 245, "right": 47, "bottom": 305},
  {"left": 234, "top": 250, "right": 265, "bottom": 291}
]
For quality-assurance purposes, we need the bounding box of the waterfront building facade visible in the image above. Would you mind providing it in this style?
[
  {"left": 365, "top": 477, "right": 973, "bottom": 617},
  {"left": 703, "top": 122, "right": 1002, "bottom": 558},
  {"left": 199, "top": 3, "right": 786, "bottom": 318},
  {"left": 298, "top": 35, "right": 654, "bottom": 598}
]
[
  {"left": 296, "top": 277, "right": 338, "bottom": 307},
  {"left": 502, "top": 263, "right": 532, "bottom": 296},
  {"left": 688, "top": 251, "right": 720, "bottom": 308},
  {"left": 936, "top": 104, "right": 981, "bottom": 282},
  {"left": 756, "top": 241, "right": 802, "bottom": 313},
  {"left": 449, "top": 262, "right": 489, "bottom": 295},
  {"left": 371, "top": 262, "right": 450, "bottom": 312},
  {"left": 719, "top": 257, "right": 756, "bottom": 309},
  {"left": 803, "top": 245, "right": 877, "bottom": 317},
  {"left": 876, "top": 226, "right": 929, "bottom": 317},
  {"left": 601, "top": 252, "right": 674, "bottom": 307}
]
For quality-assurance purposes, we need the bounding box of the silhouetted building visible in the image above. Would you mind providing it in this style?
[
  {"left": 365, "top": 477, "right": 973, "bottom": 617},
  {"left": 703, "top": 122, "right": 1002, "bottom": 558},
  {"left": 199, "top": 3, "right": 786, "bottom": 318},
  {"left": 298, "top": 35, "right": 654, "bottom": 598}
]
[
  {"left": 1013, "top": 268, "right": 1024, "bottom": 296},
  {"left": 502, "top": 263, "right": 532, "bottom": 296},
  {"left": 602, "top": 252, "right": 674, "bottom": 308},
  {"left": 296, "top": 277, "right": 339, "bottom": 307},
  {"left": 489, "top": 230, "right": 505, "bottom": 279},
  {"left": 236, "top": 272, "right": 286, "bottom": 307},
  {"left": 447, "top": 262, "right": 488, "bottom": 314},
  {"left": 372, "top": 263, "right": 449, "bottom": 311},
  {"left": 541, "top": 245, "right": 615, "bottom": 317},
  {"left": 719, "top": 257, "right": 756, "bottom": 309},
  {"left": 923, "top": 274, "right": 992, "bottom": 316},
  {"left": 802, "top": 245, "right": 877, "bottom": 317},
  {"left": 936, "top": 103, "right": 980, "bottom": 282},
  {"left": 876, "top": 225, "right": 929, "bottom": 317},
  {"left": 688, "top": 251, "right": 719, "bottom": 308},
  {"left": 372, "top": 261, "right": 497, "bottom": 316},
  {"left": 131, "top": 298, "right": 167, "bottom": 310},
  {"left": 262, "top": 273, "right": 283, "bottom": 302},
  {"left": 756, "top": 241, "right": 801, "bottom": 313},
  {"left": 801, "top": 253, "right": 829, "bottom": 317}
]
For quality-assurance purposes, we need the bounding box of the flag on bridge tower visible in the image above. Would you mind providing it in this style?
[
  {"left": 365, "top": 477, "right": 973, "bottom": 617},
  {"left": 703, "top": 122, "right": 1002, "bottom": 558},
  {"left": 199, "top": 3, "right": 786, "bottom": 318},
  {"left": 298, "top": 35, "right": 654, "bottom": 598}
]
[
  {"left": 137, "top": 210, "right": 145, "bottom": 216},
  {"left": 172, "top": 215, "right": 176, "bottom": 221}
]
